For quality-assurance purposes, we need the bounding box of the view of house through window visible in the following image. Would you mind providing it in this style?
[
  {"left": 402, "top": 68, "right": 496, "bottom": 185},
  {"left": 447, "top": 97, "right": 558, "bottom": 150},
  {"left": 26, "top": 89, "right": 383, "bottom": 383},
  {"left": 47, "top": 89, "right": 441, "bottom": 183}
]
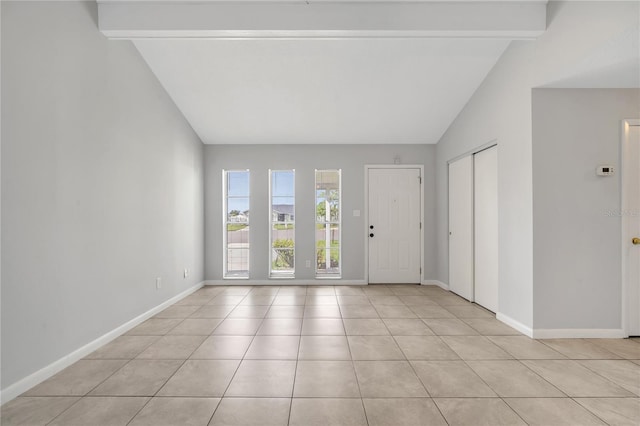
[
  {"left": 315, "top": 169, "right": 341, "bottom": 277},
  {"left": 224, "top": 170, "right": 250, "bottom": 278},
  {"left": 270, "top": 170, "right": 295, "bottom": 277}
]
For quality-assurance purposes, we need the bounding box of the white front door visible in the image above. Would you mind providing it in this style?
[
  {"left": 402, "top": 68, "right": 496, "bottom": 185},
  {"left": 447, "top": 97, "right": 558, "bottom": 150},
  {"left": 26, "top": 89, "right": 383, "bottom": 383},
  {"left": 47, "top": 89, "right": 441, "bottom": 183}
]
[
  {"left": 448, "top": 156, "right": 474, "bottom": 301},
  {"left": 368, "top": 168, "right": 421, "bottom": 284},
  {"left": 624, "top": 121, "right": 640, "bottom": 335}
]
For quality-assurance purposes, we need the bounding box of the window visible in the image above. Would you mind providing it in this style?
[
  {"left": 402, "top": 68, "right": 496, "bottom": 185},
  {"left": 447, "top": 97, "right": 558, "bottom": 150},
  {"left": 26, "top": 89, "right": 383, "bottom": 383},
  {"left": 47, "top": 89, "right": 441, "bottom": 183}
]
[
  {"left": 315, "top": 169, "right": 341, "bottom": 277},
  {"left": 223, "top": 170, "right": 250, "bottom": 278},
  {"left": 270, "top": 170, "right": 295, "bottom": 277}
]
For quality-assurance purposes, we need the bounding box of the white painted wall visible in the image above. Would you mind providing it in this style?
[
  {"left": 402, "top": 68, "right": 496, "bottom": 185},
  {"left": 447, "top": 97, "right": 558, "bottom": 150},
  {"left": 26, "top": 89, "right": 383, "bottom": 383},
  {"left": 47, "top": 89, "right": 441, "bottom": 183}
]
[
  {"left": 1, "top": 1, "right": 204, "bottom": 391},
  {"left": 435, "top": 1, "right": 639, "bottom": 331},
  {"left": 204, "top": 144, "right": 436, "bottom": 282},
  {"left": 532, "top": 88, "right": 640, "bottom": 330}
]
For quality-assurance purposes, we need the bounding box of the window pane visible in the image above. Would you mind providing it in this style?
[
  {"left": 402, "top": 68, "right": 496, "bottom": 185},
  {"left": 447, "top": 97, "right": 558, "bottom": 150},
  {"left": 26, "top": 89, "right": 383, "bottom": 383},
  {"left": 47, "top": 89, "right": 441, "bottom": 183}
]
[
  {"left": 272, "top": 248, "right": 294, "bottom": 272},
  {"left": 227, "top": 224, "right": 249, "bottom": 245},
  {"left": 272, "top": 223, "right": 295, "bottom": 242},
  {"left": 227, "top": 248, "right": 249, "bottom": 276},
  {"left": 272, "top": 197, "right": 294, "bottom": 223},
  {"left": 315, "top": 224, "right": 340, "bottom": 248},
  {"left": 315, "top": 169, "right": 341, "bottom": 277},
  {"left": 224, "top": 170, "right": 250, "bottom": 278},
  {"left": 227, "top": 198, "right": 250, "bottom": 222},
  {"left": 316, "top": 249, "right": 339, "bottom": 273},
  {"left": 270, "top": 170, "right": 295, "bottom": 277},
  {"left": 272, "top": 171, "right": 294, "bottom": 197}
]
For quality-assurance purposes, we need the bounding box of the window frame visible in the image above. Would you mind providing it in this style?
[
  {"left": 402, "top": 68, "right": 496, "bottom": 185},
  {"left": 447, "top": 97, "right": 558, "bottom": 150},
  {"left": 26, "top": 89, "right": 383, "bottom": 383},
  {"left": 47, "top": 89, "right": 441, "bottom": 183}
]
[
  {"left": 223, "top": 169, "right": 250, "bottom": 279},
  {"left": 269, "top": 169, "right": 296, "bottom": 278},
  {"left": 315, "top": 169, "right": 342, "bottom": 278}
]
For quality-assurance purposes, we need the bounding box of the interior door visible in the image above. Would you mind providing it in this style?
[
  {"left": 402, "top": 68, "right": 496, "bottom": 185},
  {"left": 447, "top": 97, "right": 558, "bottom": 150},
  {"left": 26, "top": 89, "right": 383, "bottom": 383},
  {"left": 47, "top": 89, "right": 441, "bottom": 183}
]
[
  {"left": 474, "top": 146, "right": 499, "bottom": 312},
  {"left": 368, "top": 168, "right": 421, "bottom": 284},
  {"left": 448, "top": 156, "right": 474, "bottom": 301},
  {"left": 625, "top": 123, "right": 640, "bottom": 335}
]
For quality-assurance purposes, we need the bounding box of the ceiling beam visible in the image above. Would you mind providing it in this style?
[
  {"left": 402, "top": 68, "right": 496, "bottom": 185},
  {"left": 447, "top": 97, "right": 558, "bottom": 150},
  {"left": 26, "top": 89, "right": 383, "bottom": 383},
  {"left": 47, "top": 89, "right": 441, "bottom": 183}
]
[{"left": 98, "top": 1, "right": 547, "bottom": 40}]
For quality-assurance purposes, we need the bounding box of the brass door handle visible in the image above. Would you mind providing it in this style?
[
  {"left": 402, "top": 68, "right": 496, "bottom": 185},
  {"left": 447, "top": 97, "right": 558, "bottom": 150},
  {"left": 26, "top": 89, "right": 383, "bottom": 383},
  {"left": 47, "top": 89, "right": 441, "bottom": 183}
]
[{"left": 633, "top": 237, "right": 640, "bottom": 245}]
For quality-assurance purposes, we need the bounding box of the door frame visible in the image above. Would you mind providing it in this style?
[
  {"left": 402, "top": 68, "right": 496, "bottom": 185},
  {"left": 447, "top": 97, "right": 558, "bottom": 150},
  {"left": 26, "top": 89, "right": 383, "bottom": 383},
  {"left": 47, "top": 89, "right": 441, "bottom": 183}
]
[
  {"left": 364, "top": 164, "right": 425, "bottom": 284},
  {"left": 621, "top": 118, "right": 640, "bottom": 336}
]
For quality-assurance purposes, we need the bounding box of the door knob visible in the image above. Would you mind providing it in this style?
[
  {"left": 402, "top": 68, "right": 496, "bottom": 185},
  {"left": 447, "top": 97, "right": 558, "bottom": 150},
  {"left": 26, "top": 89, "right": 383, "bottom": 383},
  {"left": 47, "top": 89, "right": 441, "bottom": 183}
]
[
  {"left": 633, "top": 237, "right": 640, "bottom": 245},
  {"left": 370, "top": 225, "right": 374, "bottom": 229},
  {"left": 369, "top": 233, "right": 374, "bottom": 238}
]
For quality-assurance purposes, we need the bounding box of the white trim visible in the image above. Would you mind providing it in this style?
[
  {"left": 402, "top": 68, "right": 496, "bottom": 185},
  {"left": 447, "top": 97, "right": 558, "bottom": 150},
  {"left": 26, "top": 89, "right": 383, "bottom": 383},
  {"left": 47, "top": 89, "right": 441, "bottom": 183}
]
[
  {"left": 204, "top": 279, "right": 367, "bottom": 286},
  {"left": 0, "top": 281, "right": 205, "bottom": 405},
  {"left": 531, "top": 328, "right": 626, "bottom": 339},
  {"left": 621, "top": 118, "right": 640, "bottom": 337},
  {"left": 364, "top": 164, "right": 425, "bottom": 284},
  {"left": 422, "top": 280, "right": 449, "bottom": 291},
  {"left": 496, "top": 312, "right": 533, "bottom": 338}
]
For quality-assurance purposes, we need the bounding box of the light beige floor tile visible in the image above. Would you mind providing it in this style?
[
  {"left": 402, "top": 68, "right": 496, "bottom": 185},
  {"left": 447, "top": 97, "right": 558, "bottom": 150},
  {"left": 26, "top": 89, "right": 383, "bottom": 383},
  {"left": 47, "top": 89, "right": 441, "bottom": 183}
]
[
  {"left": 301, "top": 318, "right": 345, "bottom": 335},
  {"left": 248, "top": 287, "right": 280, "bottom": 295},
  {"left": 383, "top": 319, "right": 434, "bottom": 336},
  {"left": 423, "top": 319, "right": 479, "bottom": 335},
  {"left": 272, "top": 295, "right": 306, "bottom": 306},
  {"left": 348, "top": 336, "right": 405, "bottom": 360},
  {"left": 411, "top": 360, "right": 496, "bottom": 397},
  {"left": 47, "top": 397, "right": 149, "bottom": 426},
  {"left": 430, "top": 294, "right": 472, "bottom": 306},
  {"left": 227, "top": 305, "right": 270, "bottom": 319},
  {"left": 306, "top": 286, "right": 336, "bottom": 295},
  {"left": 265, "top": 305, "right": 304, "bottom": 318},
  {"left": 209, "top": 398, "right": 291, "bottom": 426},
  {"left": 343, "top": 319, "right": 390, "bottom": 335},
  {"left": 225, "top": 360, "right": 296, "bottom": 397},
  {"left": 633, "top": 360, "right": 640, "bottom": 366},
  {"left": 208, "top": 295, "right": 245, "bottom": 305},
  {"left": 136, "top": 335, "right": 207, "bottom": 359},
  {"left": 395, "top": 336, "right": 460, "bottom": 360},
  {"left": 289, "top": 398, "right": 367, "bottom": 426},
  {"left": 435, "top": 398, "right": 526, "bottom": 426},
  {"left": 506, "top": 398, "right": 606, "bottom": 425},
  {"left": 154, "top": 305, "right": 200, "bottom": 319},
  {"left": 257, "top": 318, "right": 302, "bottom": 335},
  {"left": 575, "top": 397, "right": 640, "bottom": 426},
  {"left": 167, "top": 319, "right": 223, "bottom": 335},
  {"left": 463, "top": 318, "right": 521, "bottom": 335},
  {"left": 25, "top": 360, "right": 128, "bottom": 396},
  {"left": 339, "top": 304, "right": 379, "bottom": 318},
  {"left": 126, "top": 319, "right": 183, "bottom": 335},
  {"left": 303, "top": 305, "right": 341, "bottom": 318},
  {"left": 90, "top": 360, "right": 182, "bottom": 396},
  {"left": 128, "top": 397, "right": 220, "bottom": 426},
  {"left": 374, "top": 305, "right": 417, "bottom": 319},
  {"left": 239, "top": 295, "right": 276, "bottom": 306},
  {"left": 175, "top": 294, "right": 215, "bottom": 306},
  {"left": 441, "top": 336, "right": 513, "bottom": 359},
  {"left": 276, "top": 287, "right": 307, "bottom": 296},
  {"left": 190, "top": 336, "right": 253, "bottom": 359},
  {"left": 444, "top": 305, "right": 494, "bottom": 318},
  {"left": 389, "top": 286, "right": 424, "bottom": 296},
  {"left": 335, "top": 287, "right": 365, "bottom": 296},
  {"left": 467, "top": 360, "right": 565, "bottom": 397},
  {"left": 409, "top": 306, "right": 456, "bottom": 319},
  {"left": 363, "top": 398, "right": 447, "bottom": 426},
  {"left": 337, "top": 296, "right": 372, "bottom": 305},
  {"left": 244, "top": 336, "right": 300, "bottom": 360},
  {"left": 190, "top": 305, "right": 235, "bottom": 319},
  {"left": 541, "top": 338, "right": 621, "bottom": 359},
  {"left": 212, "top": 319, "right": 263, "bottom": 335},
  {"left": 354, "top": 361, "right": 427, "bottom": 397},
  {"left": 522, "top": 360, "right": 635, "bottom": 397},
  {"left": 157, "top": 360, "right": 239, "bottom": 397},
  {"left": 305, "top": 295, "right": 338, "bottom": 305},
  {"left": 0, "top": 397, "right": 79, "bottom": 426},
  {"left": 221, "top": 287, "right": 252, "bottom": 295},
  {"left": 587, "top": 339, "right": 640, "bottom": 359},
  {"left": 579, "top": 360, "right": 640, "bottom": 395},
  {"left": 398, "top": 296, "right": 438, "bottom": 306},
  {"left": 362, "top": 287, "right": 394, "bottom": 296},
  {"left": 85, "top": 336, "right": 159, "bottom": 359},
  {"left": 293, "top": 361, "right": 360, "bottom": 397},
  {"left": 487, "top": 336, "right": 566, "bottom": 359},
  {"left": 298, "top": 336, "right": 351, "bottom": 360},
  {"left": 368, "top": 295, "right": 405, "bottom": 305}
]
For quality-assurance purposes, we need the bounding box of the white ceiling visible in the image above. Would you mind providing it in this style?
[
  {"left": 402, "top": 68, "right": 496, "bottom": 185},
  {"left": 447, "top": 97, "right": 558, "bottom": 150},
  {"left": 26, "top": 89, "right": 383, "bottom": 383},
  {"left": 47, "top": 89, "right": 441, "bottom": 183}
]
[{"left": 134, "top": 38, "right": 510, "bottom": 144}]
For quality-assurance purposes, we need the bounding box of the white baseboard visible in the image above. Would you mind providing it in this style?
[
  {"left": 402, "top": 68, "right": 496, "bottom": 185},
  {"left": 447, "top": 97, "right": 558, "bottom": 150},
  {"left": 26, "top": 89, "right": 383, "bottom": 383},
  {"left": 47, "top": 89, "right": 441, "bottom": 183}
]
[
  {"left": 531, "top": 328, "right": 626, "bottom": 339},
  {"left": 0, "top": 281, "right": 205, "bottom": 405},
  {"left": 204, "top": 279, "right": 368, "bottom": 286},
  {"left": 422, "top": 280, "right": 449, "bottom": 290},
  {"left": 496, "top": 312, "right": 533, "bottom": 338}
]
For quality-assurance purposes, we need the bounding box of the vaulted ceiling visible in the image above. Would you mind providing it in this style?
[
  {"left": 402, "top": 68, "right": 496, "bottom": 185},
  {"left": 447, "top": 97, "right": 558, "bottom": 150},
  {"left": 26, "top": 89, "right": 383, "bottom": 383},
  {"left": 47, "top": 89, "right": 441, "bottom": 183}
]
[{"left": 99, "top": 0, "right": 548, "bottom": 144}]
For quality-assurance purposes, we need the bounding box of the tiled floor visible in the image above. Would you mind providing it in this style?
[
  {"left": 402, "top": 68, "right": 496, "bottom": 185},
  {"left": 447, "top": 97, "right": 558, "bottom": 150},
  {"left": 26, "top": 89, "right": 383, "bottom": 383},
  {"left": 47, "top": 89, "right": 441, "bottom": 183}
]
[{"left": 2, "top": 285, "right": 640, "bottom": 425}]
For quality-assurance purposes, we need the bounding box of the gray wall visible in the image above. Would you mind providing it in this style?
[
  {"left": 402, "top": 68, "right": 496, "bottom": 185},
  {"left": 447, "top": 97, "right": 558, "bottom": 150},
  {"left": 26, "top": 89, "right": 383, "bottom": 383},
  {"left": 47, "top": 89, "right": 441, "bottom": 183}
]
[
  {"left": 1, "top": 1, "right": 204, "bottom": 390},
  {"left": 204, "top": 144, "right": 436, "bottom": 282},
  {"left": 532, "top": 88, "right": 640, "bottom": 329}
]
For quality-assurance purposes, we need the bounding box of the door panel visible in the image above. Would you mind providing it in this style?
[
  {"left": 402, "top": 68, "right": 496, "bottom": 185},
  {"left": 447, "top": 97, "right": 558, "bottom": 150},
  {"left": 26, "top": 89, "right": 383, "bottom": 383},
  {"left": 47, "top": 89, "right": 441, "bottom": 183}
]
[
  {"left": 368, "top": 168, "right": 421, "bottom": 284},
  {"left": 474, "top": 146, "right": 499, "bottom": 312},
  {"left": 448, "top": 156, "right": 474, "bottom": 301},
  {"left": 626, "top": 124, "right": 640, "bottom": 335}
]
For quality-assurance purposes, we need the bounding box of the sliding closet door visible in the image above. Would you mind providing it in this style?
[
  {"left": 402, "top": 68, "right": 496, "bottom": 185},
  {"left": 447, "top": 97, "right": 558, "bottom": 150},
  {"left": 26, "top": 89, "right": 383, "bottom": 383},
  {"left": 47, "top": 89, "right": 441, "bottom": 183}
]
[
  {"left": 474, "top": 146, "right": 499, "bottom": 312},
  {"left": 448, "top": 156, "right": 474, "bottom": 301}
]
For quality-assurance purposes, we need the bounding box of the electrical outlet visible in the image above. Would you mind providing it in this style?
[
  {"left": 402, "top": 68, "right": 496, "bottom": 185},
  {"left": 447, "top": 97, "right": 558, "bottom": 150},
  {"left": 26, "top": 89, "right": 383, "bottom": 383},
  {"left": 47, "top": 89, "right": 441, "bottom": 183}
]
[
  {"left": 156, "top": 277, "right": 162, "bottom": 289},
  {"left": 184, "top": 269, "right": 189, "bottom": 279},
  {"left": 305, "top": 260, "right": 311, "bottom": 268}
]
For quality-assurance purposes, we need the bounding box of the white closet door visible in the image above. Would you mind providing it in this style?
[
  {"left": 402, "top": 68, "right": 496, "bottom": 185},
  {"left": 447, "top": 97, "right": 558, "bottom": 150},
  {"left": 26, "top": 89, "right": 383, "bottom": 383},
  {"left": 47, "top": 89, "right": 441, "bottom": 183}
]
[
  {"left": 448, "top": 156, "right": 474, "bottom": 301},
  {"left": 474, "top": 146, "right": 499, "bottom": 312}
]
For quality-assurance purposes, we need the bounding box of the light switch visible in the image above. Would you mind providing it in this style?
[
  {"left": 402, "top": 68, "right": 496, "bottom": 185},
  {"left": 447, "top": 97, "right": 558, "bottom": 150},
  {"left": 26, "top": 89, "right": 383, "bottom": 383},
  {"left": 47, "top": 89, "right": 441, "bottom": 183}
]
[{"left": 353, "top": 210, "right": 361, "bottom": 217}]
